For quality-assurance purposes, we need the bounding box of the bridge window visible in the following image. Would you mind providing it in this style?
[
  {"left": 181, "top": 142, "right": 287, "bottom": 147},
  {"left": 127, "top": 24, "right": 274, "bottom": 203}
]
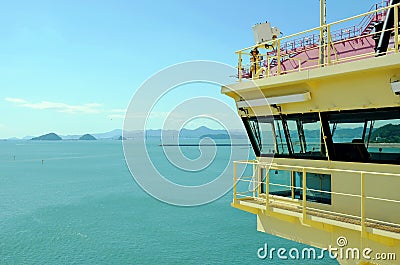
[
  {"left": 263, "top": 170, "right": 332, "bottom": 205},
  {"left": 268, "top": 170, "right": 292, "bottom": 197},
  {"left": 243, "top": 117, "right": 275, "bottom": 156},
  {"left": 242, "top": 113, "right": 327, "bottom": 159},
  {"left": 259, "top": 121, "right": 275, "bottom": 155},
  {"left": 327, "top": 108, "right": 400, "bottom": 164},
  {"left": 294, "top": 172, "right": 332, "bottom": 205},
  {"left": 243, "top": 107, "right": 400, "bottom": 164}
]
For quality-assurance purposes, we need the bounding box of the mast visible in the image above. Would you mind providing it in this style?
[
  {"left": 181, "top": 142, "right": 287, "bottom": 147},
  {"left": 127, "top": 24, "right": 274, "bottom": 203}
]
[{"left": 320, "top": 0, "right": 327, "bottom": 66}]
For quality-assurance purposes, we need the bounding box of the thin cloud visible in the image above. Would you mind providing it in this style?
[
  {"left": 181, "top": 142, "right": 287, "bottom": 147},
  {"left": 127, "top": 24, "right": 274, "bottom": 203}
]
[
  {"left": 5, "top": 97, "right": 102, "bottom": 114},
  {"left": 5, "top": 97, "right": 28, "bottom": 104}
]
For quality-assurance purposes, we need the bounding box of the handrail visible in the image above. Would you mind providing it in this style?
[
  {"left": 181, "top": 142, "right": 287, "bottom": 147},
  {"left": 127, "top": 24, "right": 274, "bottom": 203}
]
[
  {"left": 238, "top": 178, "right": 400, "bottom": 201},
  {"left": 233, "top": 160, "right": 400, "bottom": 236},
  {"left": 236, "top": 2, "right": 395, "bottom": 53},
  {"left": 234, "top": 160, "right": 400, "bottom": 177},
  {"left": 236, "top": 2, "right": 400, "bottom": 81}
]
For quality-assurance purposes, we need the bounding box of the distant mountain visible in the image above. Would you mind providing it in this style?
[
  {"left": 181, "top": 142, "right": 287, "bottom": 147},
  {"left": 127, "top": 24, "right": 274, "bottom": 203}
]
[
  {"left": 20, "top": 129, "right": 123, "bottom": 141},
  {"left": 58, "top": 130, "right": 123, "bottom": 140},
  {"left": 92, "top": 129, "right": 123, "bottom": 139},
  {"left": 332, "top": 127, "right": 364, "bottom": 140},
  {"left": 19, "top": 127, "right": 246, "bottom": 141},
  {"left": 14, "top": 125, "right": 400, "bottom": 143},
  {"left": 180, "top": 126, "right": 228, "bottom": 138},
  {"left": 7, "top": 137, "right": 20, "bottom": 141},
  {"left": 143, "top": 126, "right": 246, "bottom": 139},
  {"left": 31, "top": 133, "right": 62, "bottom": 141},
  {"left": 61, "top": 134, "right": 81, "bottom": 140},
  {"left": 79, "top": 134, "right": 97, "bottom": 140},
  {"left": 371, "top": 124, "right": 400, "bottom": 143}
]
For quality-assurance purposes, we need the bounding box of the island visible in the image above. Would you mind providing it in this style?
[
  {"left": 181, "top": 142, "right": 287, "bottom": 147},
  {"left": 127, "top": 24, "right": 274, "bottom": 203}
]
[
  {"left": 31, "top": 133, "right": 62, "bottom": 141},
  {"left": 79, "top": 134, "right": 97, "bottom": 140},
  {"left": 371, "top": 124, "right": 400, "bottom": 143}
]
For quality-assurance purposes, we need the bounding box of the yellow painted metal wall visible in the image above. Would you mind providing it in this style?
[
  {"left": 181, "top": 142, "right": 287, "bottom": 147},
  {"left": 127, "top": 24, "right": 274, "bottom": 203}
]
[
  {"left": 222, "top": 53, "right": 400, "bottom": 116},
  {"left": 259, "top": 157, "right": 400, "bottom": 225},
  {"left": 257, "top": 213, "right": 400, "bottom": 265}
]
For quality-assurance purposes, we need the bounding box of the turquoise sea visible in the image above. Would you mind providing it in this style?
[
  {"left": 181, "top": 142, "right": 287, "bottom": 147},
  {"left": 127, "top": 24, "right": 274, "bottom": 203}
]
[{"left": 0, "top": 140, "right": 338, "bottom": 264}]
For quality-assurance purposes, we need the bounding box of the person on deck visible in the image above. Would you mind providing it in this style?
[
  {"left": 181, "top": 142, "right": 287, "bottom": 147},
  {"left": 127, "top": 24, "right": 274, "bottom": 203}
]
[{"left": 249, "top": 48, "right": 260, "bottom": 78}]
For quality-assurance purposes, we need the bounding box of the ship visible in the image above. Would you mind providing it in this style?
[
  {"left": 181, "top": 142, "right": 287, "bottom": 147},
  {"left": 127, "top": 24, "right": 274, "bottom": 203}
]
[{"left": 221, "top": 1, "right": 400, "bottom": 264}]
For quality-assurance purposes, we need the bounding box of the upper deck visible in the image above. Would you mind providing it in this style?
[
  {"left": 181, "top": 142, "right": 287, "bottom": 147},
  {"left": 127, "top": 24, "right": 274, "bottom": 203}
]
[
  {"left": 235, "top": 1, "right": 397, "bottom": 80},
  {"left": 222, "top": 1, "right": 400, "bottom": 116}
]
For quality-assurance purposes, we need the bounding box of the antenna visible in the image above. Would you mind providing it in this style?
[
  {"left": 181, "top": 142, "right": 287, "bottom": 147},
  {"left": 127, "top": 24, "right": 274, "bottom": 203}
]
[{"left": 320, "top": 0, "right": 327, "bottom": 66}]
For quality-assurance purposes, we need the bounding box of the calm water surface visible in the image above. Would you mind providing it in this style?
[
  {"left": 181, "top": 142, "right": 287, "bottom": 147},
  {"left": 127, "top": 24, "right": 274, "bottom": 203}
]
[{"left": 0, "top": 140, "right": 338, "bottom": 264}]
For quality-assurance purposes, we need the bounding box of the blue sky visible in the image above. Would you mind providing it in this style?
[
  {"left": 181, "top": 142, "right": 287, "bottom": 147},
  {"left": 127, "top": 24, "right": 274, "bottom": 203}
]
[{"left": 0, "top": 0, "right": 381, "bottom": 138}]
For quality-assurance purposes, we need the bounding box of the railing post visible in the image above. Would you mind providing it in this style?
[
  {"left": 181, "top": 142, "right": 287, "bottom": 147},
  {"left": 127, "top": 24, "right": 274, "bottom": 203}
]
[
  {"left": 265, "top": 166, "right": 270, "bottom": 213},
  {"left": 253, "top": 163, "right": 258, "bottom": 198},
  {"left": 319, "top": 26, "right": 326, "bottom": 67},
  {"left": 327, "top": 25, "right": 331, "bottom": 66},
  {"left": 395, "top": 4, "right": 399, "bottom": 53},
  {"left": 302, "top": 168, "right": 307, "bottom": 221},
  {"left": 257, "top": 164, "right": 261, "bottom": 196},
  {"left": 361, "top": 172, "right": 366, "bottom": 237},
  {"left": 238, "top": 52, "right": 242, "bottom": 82},
  {"left": 291, "top": 171, "right": 295, "bottom": 199},
  {"left": 277, "top": 39, "right": 281, "bottom": 75},
  {"left": 233, "top": 162, "right": 237, "bottom": 204}
]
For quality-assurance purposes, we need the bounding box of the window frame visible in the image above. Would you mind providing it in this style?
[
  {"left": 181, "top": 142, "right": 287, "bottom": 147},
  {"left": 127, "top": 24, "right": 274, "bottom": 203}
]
[{"left": 241, "top": 107, "right": 400, "bottom": 165}]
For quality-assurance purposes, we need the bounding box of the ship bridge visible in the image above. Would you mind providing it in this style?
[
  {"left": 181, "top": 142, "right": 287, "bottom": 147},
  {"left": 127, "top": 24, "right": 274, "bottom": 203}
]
[{"left": 222, "top": 1, "right": 400, "bottom": 264}]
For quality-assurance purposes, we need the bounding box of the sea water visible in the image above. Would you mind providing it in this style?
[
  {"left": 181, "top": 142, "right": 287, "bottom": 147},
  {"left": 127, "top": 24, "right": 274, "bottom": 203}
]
[{"left": 0, "top": 140, "right": 338, "bottom": 264}]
